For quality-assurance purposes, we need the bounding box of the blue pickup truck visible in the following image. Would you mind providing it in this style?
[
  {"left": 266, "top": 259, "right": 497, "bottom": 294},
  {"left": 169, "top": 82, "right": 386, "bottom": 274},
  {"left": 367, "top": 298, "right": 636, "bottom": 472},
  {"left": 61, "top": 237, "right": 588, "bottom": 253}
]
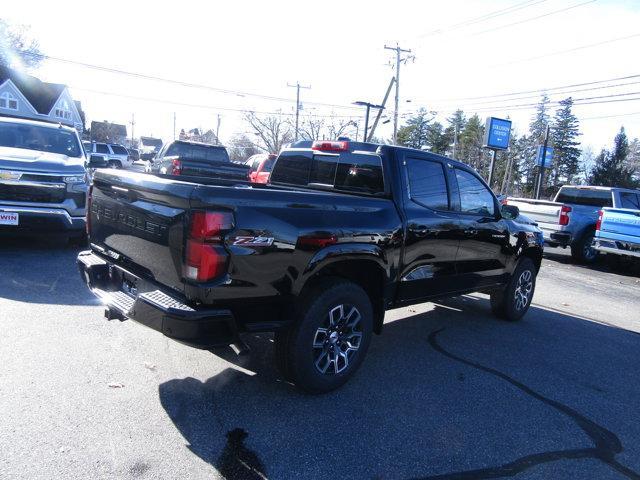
[{"left": 594, "top": 192, "right": 640, "bottom": 262}]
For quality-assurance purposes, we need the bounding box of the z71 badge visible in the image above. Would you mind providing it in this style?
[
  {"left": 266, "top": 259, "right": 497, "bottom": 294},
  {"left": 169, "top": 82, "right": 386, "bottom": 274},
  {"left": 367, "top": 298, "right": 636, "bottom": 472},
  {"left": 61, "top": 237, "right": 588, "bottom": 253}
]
[{"left": 232, "top": 236, "right": 274, "bottom": 247}]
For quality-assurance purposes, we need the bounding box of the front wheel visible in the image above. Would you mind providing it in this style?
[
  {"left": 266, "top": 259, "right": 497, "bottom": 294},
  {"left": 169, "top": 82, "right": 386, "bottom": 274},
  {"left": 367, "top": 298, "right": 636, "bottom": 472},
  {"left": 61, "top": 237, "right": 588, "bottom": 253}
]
[
  {"left": 490, "top": 258, "right": 537, "bottom": 322},
  {"left": 274, "top": 279, "right": 373, "bottom": 394}
]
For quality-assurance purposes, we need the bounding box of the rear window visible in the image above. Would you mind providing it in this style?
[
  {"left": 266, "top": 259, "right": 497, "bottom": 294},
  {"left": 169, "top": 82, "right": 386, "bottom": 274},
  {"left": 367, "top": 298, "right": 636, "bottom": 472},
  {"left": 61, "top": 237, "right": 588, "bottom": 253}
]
[
  {"left": 110, "top": 145, "right": 128, "bottom": 155},
  {"left": 556, "top": 188, "right": 613, "bottom": 207},
  {"left": 165, "top": 142, "right": 229, "bottom": 162},
  {"left": 270, "top": 151, "right": 385, "bottom": 195},
  {"left": 95, "top": 143, "right": 109, "bottom": 154},
  {"left": 262, "top": 157, "right": 276, "bottom": 173},
  {"left": 620, "top": 192, "right": 640, "bottom": 210}
]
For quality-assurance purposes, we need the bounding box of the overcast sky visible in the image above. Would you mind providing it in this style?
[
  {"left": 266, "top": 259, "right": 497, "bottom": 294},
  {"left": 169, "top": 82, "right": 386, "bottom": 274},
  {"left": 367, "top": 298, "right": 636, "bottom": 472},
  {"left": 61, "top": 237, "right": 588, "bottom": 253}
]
[{"left": 4, "top": 0, "right": 640, "bottom": 151}]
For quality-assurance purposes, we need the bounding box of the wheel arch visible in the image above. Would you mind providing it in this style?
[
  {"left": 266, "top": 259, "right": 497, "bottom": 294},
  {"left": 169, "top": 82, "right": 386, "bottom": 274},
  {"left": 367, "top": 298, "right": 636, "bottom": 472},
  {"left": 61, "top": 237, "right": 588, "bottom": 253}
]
[{"left": 297, "top": 253, "right": 389, "bottom": 335}]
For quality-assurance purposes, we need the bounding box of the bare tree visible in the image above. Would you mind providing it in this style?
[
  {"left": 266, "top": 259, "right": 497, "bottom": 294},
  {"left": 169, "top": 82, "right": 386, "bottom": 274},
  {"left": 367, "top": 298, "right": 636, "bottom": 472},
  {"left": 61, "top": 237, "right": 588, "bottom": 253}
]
[
  {"left": 296, "top": 115, "right": 358, "bottom": 141},
  {"left": 244, "top": 112, "right": 293, "bottom": 154},
  {"left": 0, "top": 19, "right": 42, "bottom": 69},
  {"left": 227, "top": 134, "right": 261, "bottom": 162}
]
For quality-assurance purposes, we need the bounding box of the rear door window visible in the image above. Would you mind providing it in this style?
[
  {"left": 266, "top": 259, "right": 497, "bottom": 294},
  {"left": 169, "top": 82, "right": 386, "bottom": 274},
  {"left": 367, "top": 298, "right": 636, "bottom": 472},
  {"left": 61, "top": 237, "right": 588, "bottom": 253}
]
[
  {"left": 620, "top": 192, "right": 640, "bottom": 209},
  {"left": 406, "top": 158, "right": 449, "bottom": 210},
  {"left": 556, "top": 188, "right": 613, "bottom": 207},
  {"left": 110, "top": 145, "right": 128, "bottom": 155},
  {"left": 95, "top": 143, "right": 109, "bottom": 154},
  {"left": 309, "top": 155, "right": 338, "bottom": 185}
]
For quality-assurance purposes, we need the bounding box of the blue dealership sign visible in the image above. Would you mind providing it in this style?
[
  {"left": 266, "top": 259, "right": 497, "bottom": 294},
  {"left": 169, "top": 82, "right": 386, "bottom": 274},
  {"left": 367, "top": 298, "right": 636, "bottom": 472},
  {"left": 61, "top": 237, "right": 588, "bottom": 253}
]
[
  {"left": 536, "top": 146, "right": 554, "bottom": 168},
  {"left": 483, "top": 117, "right": 512, "bottom": 150}
]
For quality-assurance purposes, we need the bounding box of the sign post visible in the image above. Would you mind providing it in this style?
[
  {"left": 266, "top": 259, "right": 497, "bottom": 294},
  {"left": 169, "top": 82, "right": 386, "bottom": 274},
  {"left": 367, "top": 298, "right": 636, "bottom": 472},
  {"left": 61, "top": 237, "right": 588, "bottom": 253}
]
[
  {"left": 482, "top": 117, "right": 512, "bottom": 188},
  {"left": 535, "top": 125, "right": 551, "bottom": 200}
]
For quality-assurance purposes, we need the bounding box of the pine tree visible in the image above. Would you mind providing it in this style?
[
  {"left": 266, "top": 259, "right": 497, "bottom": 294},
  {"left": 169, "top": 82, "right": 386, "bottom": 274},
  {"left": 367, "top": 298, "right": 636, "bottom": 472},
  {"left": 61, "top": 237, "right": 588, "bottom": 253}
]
[
  {"left": 446, "top": 110, "right": 466, "bottom": 158},
  {"left": 396, "top": 108, "right": 432, "bottom": 149},
  {"left": 550, "top": 97, "right": 581, "bottom": 189},
  {"left": 523, "top": 95, "right": 551, "bottom": 195},
  {"left": 625, "top": 138, "right": 640, "bottom": 181},
  {"left": 426, "top": 121, "right": 451, "bottom": 154},
  {"left": 459, "top": 114, "right": 484, "bottom": 171},
  {"left": 590, "top": 127, "right": 637, "bottom": 188}
]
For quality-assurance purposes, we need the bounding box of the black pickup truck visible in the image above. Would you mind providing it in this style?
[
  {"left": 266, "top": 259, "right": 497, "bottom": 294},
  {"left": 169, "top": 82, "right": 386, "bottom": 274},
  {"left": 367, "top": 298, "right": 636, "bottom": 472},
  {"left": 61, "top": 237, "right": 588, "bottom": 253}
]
[
  {"left": 146, "top": 140, "right": 250, "bottom": 181},
  {"left": 78, "top": 140, "right": 544, "bottom": 393}
]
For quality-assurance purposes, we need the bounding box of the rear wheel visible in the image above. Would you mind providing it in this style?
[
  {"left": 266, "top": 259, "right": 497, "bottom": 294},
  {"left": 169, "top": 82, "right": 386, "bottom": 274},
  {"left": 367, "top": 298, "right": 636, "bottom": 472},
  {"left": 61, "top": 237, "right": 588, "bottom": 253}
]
[
  {"left": 490, "top": 258, "right": 537, "bottom": 322},
  {"left": 571, "top": 230, "right": 598, "bottom": 264},
  {"left": 108, "top": 160, "right": 121, "bottom": 169},
  {"left": 274, "top": 279, "right": 373, "bottom": 394}
]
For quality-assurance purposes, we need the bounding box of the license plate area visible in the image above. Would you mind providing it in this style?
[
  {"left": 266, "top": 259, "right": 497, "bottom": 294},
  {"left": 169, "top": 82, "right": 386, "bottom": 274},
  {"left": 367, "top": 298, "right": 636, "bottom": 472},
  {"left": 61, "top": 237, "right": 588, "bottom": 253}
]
[
  {"left": 120, "top": 272, "right": 139, "bottom": 298},
  {"left": 0, "top": 212, "right": 19, "bottom": 225}
]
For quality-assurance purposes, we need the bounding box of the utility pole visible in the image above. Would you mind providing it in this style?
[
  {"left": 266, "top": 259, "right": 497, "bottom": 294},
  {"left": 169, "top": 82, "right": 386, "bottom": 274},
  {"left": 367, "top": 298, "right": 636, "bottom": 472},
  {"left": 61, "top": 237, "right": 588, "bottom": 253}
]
[
  {"left": 535, "top": 125, "right": 551, "bottom": 199},
  {"left": 384, "top": 43, "right": 412, "bottom": 145},
  {"left": 216, "top": 114, "right": 221, "bottom": 144},
  {"left": 353, "top": 101, "right": 384, "bottom": 143},
  {"left": 368, "top": 77, "right": 396, "bottom": 142},
  {"left": 452, "top": 123, "right": 458, "bottom": 160},
  {"left": 287, "top": 81, "right": 311, "bottom": 141},
  {"left": 173, "top": 112, "right": 176, "bottom": 141},
  {"left": 129, "top": 113, "right": 135, "bottom": 147}
]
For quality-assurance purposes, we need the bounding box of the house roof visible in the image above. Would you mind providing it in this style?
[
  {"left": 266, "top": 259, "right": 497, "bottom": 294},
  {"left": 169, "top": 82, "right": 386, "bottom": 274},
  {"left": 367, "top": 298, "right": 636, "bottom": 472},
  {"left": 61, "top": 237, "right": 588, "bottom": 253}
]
[
  {"left": 0, "top": 65, "right": 66, "bottom": 114},
  {"left": 140, "top": 136, "right": 163, "bottom": 147}
]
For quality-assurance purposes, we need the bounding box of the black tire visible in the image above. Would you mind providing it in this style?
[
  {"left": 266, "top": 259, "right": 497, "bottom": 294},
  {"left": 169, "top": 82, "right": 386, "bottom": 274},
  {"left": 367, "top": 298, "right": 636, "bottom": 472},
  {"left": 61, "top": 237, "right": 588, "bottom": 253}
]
[
  {"left": 571, "top": 230, "right": 598, "bottom": 264},
  {"left": 108, "top": 160, "right": 121, "bottom": 169},
  {"left": 274, "top": 278, "right": 373, "bottom": 394},
  {"left": 490, "top": 258, "right": 537, "bottom": 322}
]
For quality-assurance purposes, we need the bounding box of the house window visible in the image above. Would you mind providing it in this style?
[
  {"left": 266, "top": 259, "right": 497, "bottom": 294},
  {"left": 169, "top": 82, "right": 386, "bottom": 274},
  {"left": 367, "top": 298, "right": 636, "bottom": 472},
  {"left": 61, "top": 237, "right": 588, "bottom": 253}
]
[
  {"left": 55, "top": 100, "right": 72, "bottom": 120},
  {"left": 0, "top": 92, "right": 18, "bottom": 110}
]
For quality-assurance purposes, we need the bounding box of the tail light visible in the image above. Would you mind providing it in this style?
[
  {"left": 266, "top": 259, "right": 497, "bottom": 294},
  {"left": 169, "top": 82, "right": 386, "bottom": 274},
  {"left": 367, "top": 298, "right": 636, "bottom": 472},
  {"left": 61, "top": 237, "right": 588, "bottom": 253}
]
[
  {"left": 559, "top": 205, "right": 572, "bottom": 226},
  {"left": 171, "top": 158, "right": 182, "bottom": 175},
  {"left": 184, "top": 211, "right": 234, "bottom": 282},
  {"left": 312, "top": 140, "right": 349, "bottom": 152},
  {"left": 86, "top": 184, "right": 93, "bottom": 235},
  {"left": 596, "top": 210, "right": 603, "bottom": 231}
]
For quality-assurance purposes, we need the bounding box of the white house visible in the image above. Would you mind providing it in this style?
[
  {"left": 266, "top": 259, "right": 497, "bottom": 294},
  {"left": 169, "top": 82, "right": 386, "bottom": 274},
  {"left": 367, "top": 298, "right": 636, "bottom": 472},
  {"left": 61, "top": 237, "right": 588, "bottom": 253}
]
[{"left": 0, "top": 65, "right": 84, "bottom": 133}]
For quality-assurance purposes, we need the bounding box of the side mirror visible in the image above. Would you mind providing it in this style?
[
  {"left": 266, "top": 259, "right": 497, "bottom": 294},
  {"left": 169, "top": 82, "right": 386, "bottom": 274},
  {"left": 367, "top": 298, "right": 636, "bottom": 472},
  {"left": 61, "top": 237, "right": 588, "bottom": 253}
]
[
  {"left": 87, "top": 154, "right": 108, "bottom": 169},
  {"left": 501, "top": 204, "right": 520, "bottom": 220}
]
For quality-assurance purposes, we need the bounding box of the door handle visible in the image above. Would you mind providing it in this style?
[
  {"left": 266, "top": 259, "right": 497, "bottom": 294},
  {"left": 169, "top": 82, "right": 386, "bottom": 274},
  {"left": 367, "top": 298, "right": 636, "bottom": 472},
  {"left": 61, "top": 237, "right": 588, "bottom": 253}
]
[
  {"left": 464, "top": 229, "right": 478, "bottom": 236},
  {"left": 410, "top": 225, "right": 430, "bottom": 236}
]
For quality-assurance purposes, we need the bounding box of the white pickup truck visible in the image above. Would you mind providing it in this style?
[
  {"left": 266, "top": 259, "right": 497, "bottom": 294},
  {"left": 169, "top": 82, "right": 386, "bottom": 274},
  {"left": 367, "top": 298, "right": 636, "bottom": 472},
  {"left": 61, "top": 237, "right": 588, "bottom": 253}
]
[{"left": 508, "top": 186, "right": 640, "bottom": 263}]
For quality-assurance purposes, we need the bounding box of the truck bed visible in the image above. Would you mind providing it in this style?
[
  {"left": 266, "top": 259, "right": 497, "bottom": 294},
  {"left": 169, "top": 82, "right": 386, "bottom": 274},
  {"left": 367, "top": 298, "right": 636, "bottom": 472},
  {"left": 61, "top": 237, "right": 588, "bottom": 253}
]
[{"left": 595, "top": 207, "right": 640, "bottom": 258}]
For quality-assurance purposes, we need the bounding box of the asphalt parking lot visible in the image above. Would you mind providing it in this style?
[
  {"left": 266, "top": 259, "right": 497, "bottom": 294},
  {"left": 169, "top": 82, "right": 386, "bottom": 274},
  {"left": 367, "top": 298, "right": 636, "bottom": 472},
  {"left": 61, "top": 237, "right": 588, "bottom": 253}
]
[{"left": 1, "top": 240, "right": 639, "bottom": 480}]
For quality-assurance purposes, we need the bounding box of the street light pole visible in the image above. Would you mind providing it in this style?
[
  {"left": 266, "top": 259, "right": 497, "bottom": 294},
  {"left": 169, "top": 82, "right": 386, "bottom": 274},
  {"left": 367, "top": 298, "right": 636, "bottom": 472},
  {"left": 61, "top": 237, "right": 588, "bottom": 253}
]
[{"left": 353, "top": 101, "right": 385, "bottom": 142}]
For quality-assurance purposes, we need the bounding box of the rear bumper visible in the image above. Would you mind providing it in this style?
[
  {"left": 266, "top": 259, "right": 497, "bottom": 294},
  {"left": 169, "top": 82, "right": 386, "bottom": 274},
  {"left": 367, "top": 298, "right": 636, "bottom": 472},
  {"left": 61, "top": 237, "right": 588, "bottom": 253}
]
[
  {"left": 540, "top": 227, "right": 571, "bottom": 247},
  {"left": 77, "top": 250, "right": 237, "bottom": 349},
  {"left": 594, "top": 238, "right": 640, "bottom": 258},
  {"left": 0, "top": 204, "right": 85, "bottom": 233}
]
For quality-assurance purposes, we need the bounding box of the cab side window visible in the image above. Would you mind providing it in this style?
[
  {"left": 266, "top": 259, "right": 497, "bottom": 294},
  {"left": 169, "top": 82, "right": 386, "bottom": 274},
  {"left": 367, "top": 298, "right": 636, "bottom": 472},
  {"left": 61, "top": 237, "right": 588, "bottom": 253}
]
[
  {"left": 454, "top": 168, "right": 495, "bottom": 216},
  {"left": 620, "top": 192, "right": 640, "bottom": 209},
  {"left": 406, "top": 158, "right": 449, "bottom": 210},
  {"left": 95, "top": 143, "right": 109, "bottom": 154}
]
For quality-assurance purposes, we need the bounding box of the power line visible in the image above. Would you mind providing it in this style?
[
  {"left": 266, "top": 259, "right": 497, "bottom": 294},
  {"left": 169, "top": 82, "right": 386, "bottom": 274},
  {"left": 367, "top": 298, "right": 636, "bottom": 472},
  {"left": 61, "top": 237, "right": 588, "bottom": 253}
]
[
  {"left": 470, "top": 0, "right": 597, "bottom": 36},
  {"left": 22, "top": 51, "right": 360, "bottom": 111},
  {"left": 71, "top": 86, "right": 360, "bottom": 119},
  {"left": 492, "top": 31, "right": 640, "bottom": 67},
  {"left": 428, "top": 79, "right": 640, "bottom": 109},
  {"left": 417, "top": 0, "right": 548, "bottom": 38},
  {"left": 581, "top": 111, "right": 640, "bottom": 121}
]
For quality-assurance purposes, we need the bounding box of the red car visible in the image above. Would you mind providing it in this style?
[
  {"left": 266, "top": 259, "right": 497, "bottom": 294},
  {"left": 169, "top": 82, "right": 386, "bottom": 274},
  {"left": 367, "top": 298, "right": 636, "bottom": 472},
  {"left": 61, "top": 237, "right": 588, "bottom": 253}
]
[{"left": 244, "top": 153, "right": 276, "bottom": 184}]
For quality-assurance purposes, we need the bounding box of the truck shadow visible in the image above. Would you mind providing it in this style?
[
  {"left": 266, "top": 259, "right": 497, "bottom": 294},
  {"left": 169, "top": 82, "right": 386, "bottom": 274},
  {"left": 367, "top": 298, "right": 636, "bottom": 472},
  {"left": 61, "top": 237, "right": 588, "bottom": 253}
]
[
  {"left": 0, "top": 236, "right": 97, "bottom": 305},
  {"left": 158, "top": 296, "right": 640, "bottom": 479}
]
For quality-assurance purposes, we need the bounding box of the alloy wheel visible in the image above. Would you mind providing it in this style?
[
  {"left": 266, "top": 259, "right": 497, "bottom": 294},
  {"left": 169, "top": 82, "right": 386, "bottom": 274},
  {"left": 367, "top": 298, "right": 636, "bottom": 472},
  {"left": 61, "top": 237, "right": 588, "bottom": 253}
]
[
  {"left": 513, "top": 270, "right": 533, "bottom": 311},
  {"left": 312, "top": 304, "right": 363, "bottom": 375}
]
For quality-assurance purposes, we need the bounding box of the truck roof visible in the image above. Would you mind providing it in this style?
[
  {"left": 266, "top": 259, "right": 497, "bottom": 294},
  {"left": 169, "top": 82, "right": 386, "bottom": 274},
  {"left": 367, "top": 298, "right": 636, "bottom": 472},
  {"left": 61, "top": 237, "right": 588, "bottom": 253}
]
[
  {"left": 0, "top": 115, "right": 78, "bottom": 133},
  {"left": 560, "top": 185, "right": 640, "bottom": 193}
]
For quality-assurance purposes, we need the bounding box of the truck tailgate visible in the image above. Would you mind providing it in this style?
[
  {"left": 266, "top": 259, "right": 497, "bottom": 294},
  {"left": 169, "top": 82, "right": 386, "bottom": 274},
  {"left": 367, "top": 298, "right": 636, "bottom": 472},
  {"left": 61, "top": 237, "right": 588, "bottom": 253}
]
[
  {"left": 507, "top": 198, "right": 562, "bottom": 230},
  {"left": 599, "top": 208, "right": 640, "bottom": 242},
  {"left": 89, "top": 170, "right": 196, "bottom": 293}
]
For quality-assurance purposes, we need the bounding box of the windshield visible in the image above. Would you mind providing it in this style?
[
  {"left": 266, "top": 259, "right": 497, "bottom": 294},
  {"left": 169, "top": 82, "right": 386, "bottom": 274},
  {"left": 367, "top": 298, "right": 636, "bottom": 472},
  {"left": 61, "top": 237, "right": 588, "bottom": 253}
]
[{"left": 0, "top": 122, "right": 82, "bottom": 158}]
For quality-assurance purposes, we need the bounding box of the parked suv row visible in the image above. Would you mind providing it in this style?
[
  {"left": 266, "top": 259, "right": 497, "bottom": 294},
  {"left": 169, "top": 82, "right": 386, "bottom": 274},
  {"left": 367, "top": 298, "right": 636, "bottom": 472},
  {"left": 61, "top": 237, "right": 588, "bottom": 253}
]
[{"left": 83, "top": 142, "right": 133, "bottom": 169}]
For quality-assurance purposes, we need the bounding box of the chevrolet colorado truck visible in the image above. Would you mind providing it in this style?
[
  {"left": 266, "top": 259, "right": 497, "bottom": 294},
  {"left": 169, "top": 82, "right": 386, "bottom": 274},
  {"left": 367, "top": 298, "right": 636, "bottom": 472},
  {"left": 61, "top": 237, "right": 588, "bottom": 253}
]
[
  {"left": 508, "top": 186, "right": 638, "bottom": 264},
  {"left": 78, "top": 140, "right": 544, "bottom": 393},
  {"left": 0, "top": 117, "right": 104, "bottom": 242}
]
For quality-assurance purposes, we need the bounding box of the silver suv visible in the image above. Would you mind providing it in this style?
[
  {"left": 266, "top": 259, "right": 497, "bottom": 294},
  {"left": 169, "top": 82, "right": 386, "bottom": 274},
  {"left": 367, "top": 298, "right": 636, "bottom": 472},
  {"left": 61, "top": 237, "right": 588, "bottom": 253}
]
[{"left": 86, "top": 142, "right": 132, "bottom": 169}]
